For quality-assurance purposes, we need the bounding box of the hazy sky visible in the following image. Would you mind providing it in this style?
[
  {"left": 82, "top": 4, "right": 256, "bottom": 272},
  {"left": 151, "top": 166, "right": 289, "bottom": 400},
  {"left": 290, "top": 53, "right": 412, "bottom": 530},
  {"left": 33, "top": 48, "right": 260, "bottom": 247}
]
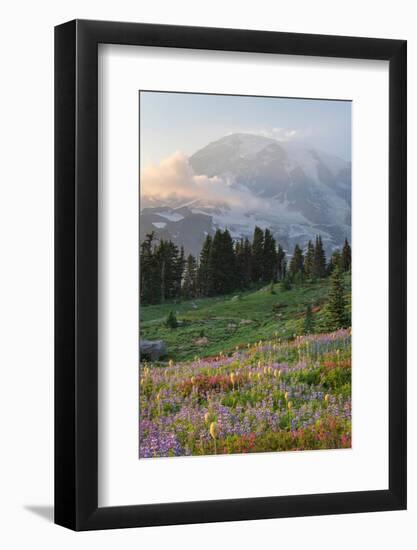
[{"left": 140, "top": 91, "right": 351, "bottom": 167}]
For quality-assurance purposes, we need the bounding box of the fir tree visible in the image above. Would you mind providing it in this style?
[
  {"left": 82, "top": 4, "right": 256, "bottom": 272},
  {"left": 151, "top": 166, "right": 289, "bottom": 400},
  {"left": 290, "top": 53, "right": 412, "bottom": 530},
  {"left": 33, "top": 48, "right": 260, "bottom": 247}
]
[
  {"left": 289, "top": 244, "right": 304, "bottom": 278},
  {"left": 277, "top": 245, "right": 286, "bottom": 281},
  {"left": 304, "top": 303, "right": 314, "bottom": 334},
  {"left": 327, "top": 249, "right": 342, "bottom": 276},
  {"left": 174, "top": 246, "right": 185, "bottom": 298},
  {"left": 235, "top": 238, "right": 252, "bottom": 289},
  {"left": 281, "top": 275, "right": 292, "bottom": 291},
  {"left": 182, "top": 254, "right": 197, "bottom": 299},
  {"left": 165, "top": 310, "right": 178, "bottom": 329},
  {"left": 209, "top": 229, "right": 236, "bottom": 295},
  {"left": 140, "top": 232, "right": 161, "bottom": 304},
  {"left": 242, "top": 237, "right": 253, "bottom": 287},
  {"left": 251, "top": 226, "right": 264, "bottom": 283},
  {"left": 263, "top": 228, "right": 278, "bottom": 282},
  {"left": 342, "top": 238, "right": 352, "bottom": 272},
  {"left": 313, "top": 235, "right": 326, "bottom": 278},
  {"left": 197, "top": 235, "right": 213, "bottom": 296},
  {"left": 154, "top": 240, "right": 182, "bottom": 302},
  {"left": 327, "top": 264, "right": 346, "bottom": 329},
  {"left": 304, "top": 240, "right": 315, "bottom": 280}
]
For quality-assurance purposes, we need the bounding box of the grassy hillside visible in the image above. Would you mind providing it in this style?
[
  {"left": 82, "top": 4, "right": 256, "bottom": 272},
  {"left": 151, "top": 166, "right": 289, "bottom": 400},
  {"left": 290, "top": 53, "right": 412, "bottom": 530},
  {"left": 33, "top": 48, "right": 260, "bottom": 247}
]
[{"left": 140, "top": 274, "right": 351, "bottom": 362}]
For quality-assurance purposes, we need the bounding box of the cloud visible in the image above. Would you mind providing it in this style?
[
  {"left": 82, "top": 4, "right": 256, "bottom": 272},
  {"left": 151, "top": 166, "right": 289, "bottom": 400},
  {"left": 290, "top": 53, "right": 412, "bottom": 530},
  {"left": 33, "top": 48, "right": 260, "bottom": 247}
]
[
  {"left": 261, "top": 127, "right": 300, "bottom": 141},
  {"left": 141, "top": 152, "right": 270, "bottom": 211},
  {"left": 234, "top": 127, "right": 308, "bottom": 142}
]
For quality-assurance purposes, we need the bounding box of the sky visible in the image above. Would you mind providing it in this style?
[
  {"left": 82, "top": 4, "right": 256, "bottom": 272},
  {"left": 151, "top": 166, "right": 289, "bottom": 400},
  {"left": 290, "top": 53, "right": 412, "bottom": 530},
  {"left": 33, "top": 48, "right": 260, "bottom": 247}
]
[{"left": 140, "top": 91, "right": 351, "bottom": 167}]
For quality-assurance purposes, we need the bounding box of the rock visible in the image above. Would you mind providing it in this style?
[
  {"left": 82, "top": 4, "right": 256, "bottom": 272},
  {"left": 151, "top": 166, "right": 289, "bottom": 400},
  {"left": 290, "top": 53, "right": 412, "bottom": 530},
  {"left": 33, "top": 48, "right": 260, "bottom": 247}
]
[
  {"left": 191, "top": 302, "right": 198, "bottom": 309},
  {"left": 228, "top": 323, "right": 237, "bottom": 330},
  {"left": 194, "top": 336, "right": 209, "bottom": 346},
  {"left": 231, "top": 295, "right": 241, "bottom": 302},
  {"left": 140, "top": 340, "right": 167, "bottom": 361},
  {"left": 239, "top": 319, "right": 253, "bottom": 325}
]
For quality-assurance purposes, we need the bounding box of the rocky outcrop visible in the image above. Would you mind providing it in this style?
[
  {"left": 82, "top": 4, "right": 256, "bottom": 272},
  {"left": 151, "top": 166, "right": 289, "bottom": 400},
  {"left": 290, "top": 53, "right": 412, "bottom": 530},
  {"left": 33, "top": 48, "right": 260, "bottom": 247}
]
[{"left": 140, "top": 340, "right": 167, "bottom": 361}]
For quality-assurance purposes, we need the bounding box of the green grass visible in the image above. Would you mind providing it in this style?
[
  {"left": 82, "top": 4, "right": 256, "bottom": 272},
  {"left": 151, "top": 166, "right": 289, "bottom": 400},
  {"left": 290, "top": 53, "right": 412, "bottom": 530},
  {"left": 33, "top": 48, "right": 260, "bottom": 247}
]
[{"left": 140, "top": 274, "right": 351, "bottom": 362}]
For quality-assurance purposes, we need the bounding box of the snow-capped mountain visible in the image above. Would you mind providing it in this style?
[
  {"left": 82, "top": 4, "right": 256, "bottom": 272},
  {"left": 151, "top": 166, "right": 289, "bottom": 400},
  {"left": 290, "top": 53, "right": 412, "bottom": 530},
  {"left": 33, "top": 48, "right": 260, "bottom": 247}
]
[{"left": 140, "top": 133, "right": 351, "bottom": 256}]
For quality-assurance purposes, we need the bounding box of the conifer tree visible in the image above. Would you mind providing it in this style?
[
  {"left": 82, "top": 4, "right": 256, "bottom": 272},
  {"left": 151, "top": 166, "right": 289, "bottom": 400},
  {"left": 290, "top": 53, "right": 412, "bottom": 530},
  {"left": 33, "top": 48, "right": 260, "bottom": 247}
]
[
  {"left": 154, "top": 240, "right": 182, "bottom": 302},
  {"left": 182, "top": 254, "right": 197, "bottom": 299},
  {"left": 327, "top": 249, "right": 342, "bottom": 276},
  {"left": 140, "top": 232, "right": 161, "bottom": 304},
  {"left": 242, "top": 237, "right": 253, "bottom": 287},
  {"left": 263, "top": 228, "right": 278, "bottom": 282},
  {"left": 197, "top": 235, "right": 213, "bottom": 296},
  {"left": 304, "top": 240, "right": 315, "bottom": 280},
  {"left": 251, "top": 226, "right": 264, "bottom": 283},
  {"left": 209, "top": 229, "right": 236, "bottom": 295},
  {"left": 289, "top": 244, "right": 304, "bottom": 278},
  {"left": 173, "top": 246, "right": 185, "bottom": 298},
  {"left": 304, "top": 303, "right": 314, "bottom": 334},
  {"left": 235, "top": 238, "right": 252, "bottom": 289},
  {"left": 313, "top": 235, "right": 326, "bottom": 278},
  {"left": 281, "top": 274, "right": 292, "bottom": 291},
  {"left": 327, "top": 264, "right": 346, "bottom": 329},
  {"left": 165, "top": 310, "right": 178, "bottom": 329},
  {"left": 277, "top": 245, "right": 286, "bottom": 281},
  {"left": 342, "top": 238, "right": 352, "bottom": 272}
]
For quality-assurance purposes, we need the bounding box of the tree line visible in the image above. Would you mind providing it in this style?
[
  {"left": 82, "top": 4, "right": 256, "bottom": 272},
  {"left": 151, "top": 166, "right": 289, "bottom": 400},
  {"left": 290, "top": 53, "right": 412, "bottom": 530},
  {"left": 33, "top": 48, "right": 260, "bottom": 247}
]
[{"left": 140, "top": 227, "right": 351, "bottom": 305}]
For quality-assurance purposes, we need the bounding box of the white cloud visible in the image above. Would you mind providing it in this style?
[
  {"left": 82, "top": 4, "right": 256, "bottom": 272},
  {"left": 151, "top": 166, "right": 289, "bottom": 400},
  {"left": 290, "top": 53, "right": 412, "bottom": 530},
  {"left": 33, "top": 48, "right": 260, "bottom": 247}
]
[
  {"left": 255, "top": 127, "right": 301, "bottom": 141},
  {"left": 141, "top": 152, "right": 270, "bottom": 211}
]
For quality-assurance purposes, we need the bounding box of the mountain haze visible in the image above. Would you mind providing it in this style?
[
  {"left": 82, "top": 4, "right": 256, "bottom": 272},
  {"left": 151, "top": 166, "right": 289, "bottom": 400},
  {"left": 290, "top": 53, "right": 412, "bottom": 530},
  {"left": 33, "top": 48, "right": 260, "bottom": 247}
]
[{"left": 140, "top": 133, "right": 351, "bottom": 256}]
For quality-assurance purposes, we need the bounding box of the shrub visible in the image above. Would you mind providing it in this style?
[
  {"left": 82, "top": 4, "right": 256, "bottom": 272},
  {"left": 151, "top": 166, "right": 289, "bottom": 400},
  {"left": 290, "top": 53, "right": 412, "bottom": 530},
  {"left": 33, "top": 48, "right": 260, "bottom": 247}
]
[
  {"left": 281, "top": 277, "right": 292, "bottom": 291},
  {"left": 165, "top": 310, "right": 178, "bottom": 329}
]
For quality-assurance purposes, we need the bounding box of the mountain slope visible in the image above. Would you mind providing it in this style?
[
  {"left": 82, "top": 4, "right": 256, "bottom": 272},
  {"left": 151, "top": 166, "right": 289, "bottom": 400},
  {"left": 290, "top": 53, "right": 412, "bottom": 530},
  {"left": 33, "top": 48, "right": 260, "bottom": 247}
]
[{"left": 140, "top": 133, "right": 351, "bottom": 256}]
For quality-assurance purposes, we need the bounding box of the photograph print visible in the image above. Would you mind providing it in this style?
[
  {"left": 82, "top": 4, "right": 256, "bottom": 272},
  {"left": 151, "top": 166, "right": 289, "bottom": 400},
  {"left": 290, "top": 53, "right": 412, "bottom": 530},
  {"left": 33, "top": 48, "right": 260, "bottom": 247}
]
[{"left": 139, "top": 91, "right": 352, "bottom": 459}]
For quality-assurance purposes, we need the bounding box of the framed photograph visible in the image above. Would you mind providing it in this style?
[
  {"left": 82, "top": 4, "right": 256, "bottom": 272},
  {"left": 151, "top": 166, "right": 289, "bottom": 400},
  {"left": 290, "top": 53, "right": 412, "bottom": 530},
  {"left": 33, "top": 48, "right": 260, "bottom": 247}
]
[{"left": 55, "top": 20, "right": 406, "bottom": 530}]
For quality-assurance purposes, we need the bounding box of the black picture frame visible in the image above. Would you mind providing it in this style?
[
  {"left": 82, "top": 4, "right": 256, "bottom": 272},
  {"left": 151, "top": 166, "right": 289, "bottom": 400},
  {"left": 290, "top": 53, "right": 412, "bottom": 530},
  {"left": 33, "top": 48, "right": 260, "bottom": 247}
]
[{"left": 55, "top": 19, "right": 407, "bottom": 531}]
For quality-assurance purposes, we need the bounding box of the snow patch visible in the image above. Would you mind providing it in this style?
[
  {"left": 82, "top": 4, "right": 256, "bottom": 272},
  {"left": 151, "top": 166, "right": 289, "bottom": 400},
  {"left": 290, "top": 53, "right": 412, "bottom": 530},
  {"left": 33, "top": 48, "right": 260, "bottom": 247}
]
[{"left": 156, "top": 212, "right": 184, "bottom": 222}]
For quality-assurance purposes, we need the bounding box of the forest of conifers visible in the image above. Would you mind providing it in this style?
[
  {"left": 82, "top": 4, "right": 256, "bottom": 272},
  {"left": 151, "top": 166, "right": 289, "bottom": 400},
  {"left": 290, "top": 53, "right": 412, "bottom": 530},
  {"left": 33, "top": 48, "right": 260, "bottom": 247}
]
[{"left": 140, "top": 227, "right": 351, "bottom": 306}]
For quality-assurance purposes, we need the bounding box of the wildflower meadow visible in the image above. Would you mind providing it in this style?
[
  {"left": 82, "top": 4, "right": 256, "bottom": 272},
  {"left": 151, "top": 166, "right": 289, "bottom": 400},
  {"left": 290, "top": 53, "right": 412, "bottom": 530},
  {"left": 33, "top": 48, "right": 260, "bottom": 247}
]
[{"left": 139, "top": 328, "right": 351, "bottom": 458}]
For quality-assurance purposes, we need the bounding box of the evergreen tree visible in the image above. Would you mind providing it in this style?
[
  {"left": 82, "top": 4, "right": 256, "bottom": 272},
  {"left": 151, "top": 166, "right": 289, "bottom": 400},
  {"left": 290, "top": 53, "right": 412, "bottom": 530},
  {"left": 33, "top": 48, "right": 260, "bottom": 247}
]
[
  {"left": 251, "top": 226, "right": 264, "bottom": 283},
  {"left": 304, "top": 240, "right": 315, "bottom": 280},
  {"left": 174, "top": 246, "right": 185, "bottom": 298},
  {"left": 342, "top": 238, "right": 352, "bottom": 272},
  {"left": 281, "top": 274, "right": 292, "bottom": 291},
  {"left": 242, "top": 237, "right": 253, "bottom": 287},
  {"left": 209, "top": 229, "right": 236, "bottom": 295},
  {"left": 182, "top": 254, "right": 197, "bottom": 299},
  {"left": 154, "top": 240, "right": 182, "bottom": 302},
  {"left": 235, "top": 239, "right": 244, "bottom": 288},
  {"left": 277, "top": 245, "right": 286, "bottom": 281},
  {"left": 140, "top": 232, "right": 161, "bottom": 304},
  {"left": 235, "top": 238, "right": 252, "bottom": 289},
  {"left": 313, "top": 235, "right": 327, "bottom": 278},
  {"left": 263, "top": 228, "right": 278, "bottom": 282},
  {"left": 289, "top": 244, "right": 304, "bottom": 278},
  {"left": 304, "top": 303, "right": 314, "bottom": 333},
  {"left": 197, "top": 235, "right": 213, "bottom": 296},
  {"left": 165, "top": 310, "right": 178, "bottom": 329},
  {"left": 327, "top": 264, "right": 346, "bottom": 329},
  {"left": 327, "top": 249, "right": 342, "bottom": 276}
]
